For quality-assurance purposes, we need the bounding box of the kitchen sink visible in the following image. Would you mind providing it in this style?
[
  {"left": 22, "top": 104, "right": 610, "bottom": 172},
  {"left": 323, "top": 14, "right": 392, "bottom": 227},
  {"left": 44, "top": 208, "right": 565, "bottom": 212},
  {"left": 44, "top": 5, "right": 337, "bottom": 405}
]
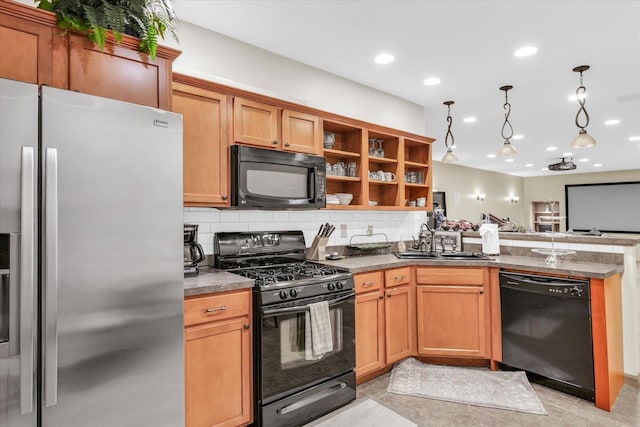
[{"left": 393, "top": 251, "right": 494, "bottom": 260}]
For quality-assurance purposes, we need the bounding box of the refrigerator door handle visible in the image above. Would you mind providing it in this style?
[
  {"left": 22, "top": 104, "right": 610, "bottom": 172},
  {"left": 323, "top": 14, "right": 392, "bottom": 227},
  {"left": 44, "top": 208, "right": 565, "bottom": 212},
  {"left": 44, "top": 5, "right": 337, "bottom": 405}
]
[
  {"left": 44, "top": 147, "right": 59, "bottom": 408},
  {"left": 19, "top": 147, "right": 36, "bottom": 414}
]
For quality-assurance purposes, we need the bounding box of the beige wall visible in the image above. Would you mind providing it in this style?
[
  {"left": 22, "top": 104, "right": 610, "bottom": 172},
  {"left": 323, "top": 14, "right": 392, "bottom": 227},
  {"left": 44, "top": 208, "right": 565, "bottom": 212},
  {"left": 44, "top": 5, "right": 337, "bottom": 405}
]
[
  {"left": 524, "top": 169, "right": 640, "bottom": 232},
  {"left": 432, "top": 161, "right": 525, "bottom": 226},
  {"left": 161, "top": 21, "right": 426, "bottom": 135}
]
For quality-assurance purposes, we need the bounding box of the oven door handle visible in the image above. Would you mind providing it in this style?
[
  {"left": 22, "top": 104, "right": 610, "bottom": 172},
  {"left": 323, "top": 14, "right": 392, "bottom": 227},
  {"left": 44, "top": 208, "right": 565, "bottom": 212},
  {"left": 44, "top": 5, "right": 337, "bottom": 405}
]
[{"left": 262, "top": 292, "right": 354, "bottom": 317}]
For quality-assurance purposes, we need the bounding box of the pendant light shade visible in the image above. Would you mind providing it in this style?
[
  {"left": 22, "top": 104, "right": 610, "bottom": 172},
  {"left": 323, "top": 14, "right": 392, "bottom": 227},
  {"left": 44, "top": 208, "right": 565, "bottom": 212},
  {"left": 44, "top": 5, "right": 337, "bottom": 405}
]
[
  {"left": 497, "top": 85, "right": 516, "bottom": 157},
  {"left": 571, "top": 65, "right": 596, "bottom": 148},
  {"left": 441, "top": 100, "right": 457, "bottom": 162},
  {"left": 571, "top": 130, "right": 597, "bottom": 148}
]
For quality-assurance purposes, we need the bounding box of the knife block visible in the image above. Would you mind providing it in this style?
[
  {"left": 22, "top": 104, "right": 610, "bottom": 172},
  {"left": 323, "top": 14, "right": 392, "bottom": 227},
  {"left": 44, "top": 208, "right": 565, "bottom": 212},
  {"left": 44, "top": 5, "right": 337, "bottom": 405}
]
[{"left": 306, "top": 236, "right": 329, "bottom": 261}]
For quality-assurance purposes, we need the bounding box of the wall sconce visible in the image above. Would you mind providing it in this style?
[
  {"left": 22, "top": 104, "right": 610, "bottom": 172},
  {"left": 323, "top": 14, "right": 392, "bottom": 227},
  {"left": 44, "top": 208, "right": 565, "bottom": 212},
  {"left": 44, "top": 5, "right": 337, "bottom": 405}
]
[
  {"left": 476, "top": 193, "right": 486, "bottom": 201},
  {"left": 510, "top": 196, "right": 520, "bottom": 203}
]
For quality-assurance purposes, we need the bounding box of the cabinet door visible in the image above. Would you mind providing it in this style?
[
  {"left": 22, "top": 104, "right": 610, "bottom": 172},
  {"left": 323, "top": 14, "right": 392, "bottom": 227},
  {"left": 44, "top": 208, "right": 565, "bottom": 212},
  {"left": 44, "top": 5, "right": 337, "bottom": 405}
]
[
  {"left": 0, "top": 2, "right": 66, "bottom": 87},
  {"left": 355, "top": 291, "right": 385, "bottom": 378},
  {"left": 416, "top": 285, "right": 487, "bottom": 357},
  {"left": 282, "top": 109, "right": 321, "bottom": 154},
  {"left": 233, "top": 97, "right": 280, "bottom": 148},
  {"left": 385, "top": 285, "right": 413, "bottom": 364},
  {"left": 173, "top": 81, "right": 230, "bottom": 206},
  {"left": 68, "top": 33, "right": 176, "bottom": 109},
  {"left": 185, "top": 316, "right": 252, "bottom": 427}
]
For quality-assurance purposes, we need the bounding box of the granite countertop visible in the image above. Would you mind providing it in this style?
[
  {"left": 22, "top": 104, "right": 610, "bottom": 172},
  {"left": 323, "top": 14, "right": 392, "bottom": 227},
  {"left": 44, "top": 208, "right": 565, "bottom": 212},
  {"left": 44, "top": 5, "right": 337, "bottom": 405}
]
[
  {"left": 320, "top": 253, "right": 623, "bottom": 279},
  {"left": 461, "top": 231, "right": 640, "bottom": 246},
  {"left": 184, "top": 254, "right": 623, "bottom": 297},
  {"left": 183, "top": 267, "right": 254, "bottom": 297}
]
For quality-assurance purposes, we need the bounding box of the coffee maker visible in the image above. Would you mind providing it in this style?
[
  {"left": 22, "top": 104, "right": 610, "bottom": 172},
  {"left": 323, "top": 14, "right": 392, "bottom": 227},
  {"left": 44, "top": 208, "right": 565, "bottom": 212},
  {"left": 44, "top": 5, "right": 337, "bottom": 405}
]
[{"left": 184, "top": 224, "right": 205, "bottom": 277}]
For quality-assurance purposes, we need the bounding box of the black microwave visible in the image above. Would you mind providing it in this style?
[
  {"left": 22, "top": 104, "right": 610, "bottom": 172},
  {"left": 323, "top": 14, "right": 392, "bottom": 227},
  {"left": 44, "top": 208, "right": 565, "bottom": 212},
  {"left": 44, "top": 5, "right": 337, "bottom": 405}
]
[{"left": 230, "top": 145, "right": 326, "bottom": 209}]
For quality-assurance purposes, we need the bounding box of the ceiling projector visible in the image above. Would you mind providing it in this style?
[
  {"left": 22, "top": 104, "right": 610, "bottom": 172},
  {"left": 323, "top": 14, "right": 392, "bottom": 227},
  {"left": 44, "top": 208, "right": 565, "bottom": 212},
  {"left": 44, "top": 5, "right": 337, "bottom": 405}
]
[{"left": 548, "top": 157, "right": 577, "bottom": 171}]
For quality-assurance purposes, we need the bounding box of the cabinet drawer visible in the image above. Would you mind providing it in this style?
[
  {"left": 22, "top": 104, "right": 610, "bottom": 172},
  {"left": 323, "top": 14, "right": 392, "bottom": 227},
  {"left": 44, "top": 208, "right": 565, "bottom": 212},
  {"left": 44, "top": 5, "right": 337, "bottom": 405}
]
[
  {"left": 355, "top": 271, "right": 384, "bottom": 293},
  {"left": 184, "top": 290, "right": 250, "bottom": 327},
  {"left": 416, "top": 267, "right": 485, "bottom": 286},
  {"left": 385, "top": 267, "right": 411, "bottom": 288}
]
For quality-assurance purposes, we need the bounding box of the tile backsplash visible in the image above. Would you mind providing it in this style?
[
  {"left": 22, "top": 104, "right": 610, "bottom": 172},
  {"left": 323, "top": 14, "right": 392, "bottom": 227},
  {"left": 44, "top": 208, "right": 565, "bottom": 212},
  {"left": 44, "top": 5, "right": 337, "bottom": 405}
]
[{"left": 184, "top": 208, "right": 428, "bottom": 255}]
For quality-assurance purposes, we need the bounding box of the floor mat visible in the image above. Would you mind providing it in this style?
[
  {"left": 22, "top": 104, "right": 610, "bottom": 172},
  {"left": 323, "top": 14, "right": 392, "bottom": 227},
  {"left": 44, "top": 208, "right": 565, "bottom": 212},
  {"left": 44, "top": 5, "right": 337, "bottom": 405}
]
[
  {"left": 387, "top": 358, "right": 547, "bottom": 415},
  {"left": 309, "top": 398, "right": 418, "bottom": 427}
]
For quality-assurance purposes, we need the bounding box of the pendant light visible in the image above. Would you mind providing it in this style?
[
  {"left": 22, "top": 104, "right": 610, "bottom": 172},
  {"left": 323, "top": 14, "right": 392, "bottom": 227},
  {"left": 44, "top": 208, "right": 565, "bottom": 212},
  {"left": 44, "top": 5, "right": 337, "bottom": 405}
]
[
  {"left": 441, "top": 100, "right": 458, "bottom": 162},
  {"left": 497, "top": 85, "right": 516, "bottom": 156},
  {"left": 571, "top": 65, "right": 596, "bottom": 148}
]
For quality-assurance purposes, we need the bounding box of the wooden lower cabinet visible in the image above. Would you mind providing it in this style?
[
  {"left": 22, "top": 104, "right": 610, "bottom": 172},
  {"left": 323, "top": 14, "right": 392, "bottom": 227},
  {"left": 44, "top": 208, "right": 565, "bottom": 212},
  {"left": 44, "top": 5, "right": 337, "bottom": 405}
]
[
  {"left": 354, "top": 268, "right": 413, "bottom": 381},
  {"left": 184, "top": 290, "right": 253, "bottom": 427},
  {"left": 384, "top": 285, "right": 413, "bottom": 363},
  {"left": 355, "top": 289, "right": 386, "bottom": 377},
  {"left": 416, "top": 267, "right": 489, "bottom": 358}
]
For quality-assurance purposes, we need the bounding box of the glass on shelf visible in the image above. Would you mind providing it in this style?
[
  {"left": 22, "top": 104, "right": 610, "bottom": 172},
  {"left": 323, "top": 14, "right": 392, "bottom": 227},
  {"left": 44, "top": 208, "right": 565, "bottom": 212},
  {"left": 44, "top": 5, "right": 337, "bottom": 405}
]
[
  {"left": 368, "top": 139, "right": 377, "bottom": 157},
  {"left": 376, "top": 139, "right": 385, "bottom": 158}
]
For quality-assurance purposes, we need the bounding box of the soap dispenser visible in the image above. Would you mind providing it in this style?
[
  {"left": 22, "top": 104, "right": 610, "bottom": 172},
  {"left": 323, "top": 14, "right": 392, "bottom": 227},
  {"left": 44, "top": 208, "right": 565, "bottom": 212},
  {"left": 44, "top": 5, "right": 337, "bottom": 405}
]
[{"left": 397, "top": 236, "right": 406, "bottom": 252}]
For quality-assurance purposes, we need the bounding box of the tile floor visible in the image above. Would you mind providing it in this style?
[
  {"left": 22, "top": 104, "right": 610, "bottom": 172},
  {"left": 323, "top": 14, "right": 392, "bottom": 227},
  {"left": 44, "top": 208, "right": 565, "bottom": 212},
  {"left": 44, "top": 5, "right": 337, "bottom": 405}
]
[{"left": 308, "top": 373, "right": 639, "bottom": 427}]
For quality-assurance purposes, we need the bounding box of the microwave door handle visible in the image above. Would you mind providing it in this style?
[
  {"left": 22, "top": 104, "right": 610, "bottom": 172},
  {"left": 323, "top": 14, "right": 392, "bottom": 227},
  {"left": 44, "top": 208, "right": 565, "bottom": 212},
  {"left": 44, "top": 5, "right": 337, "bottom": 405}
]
[{"left": 308, "top": 168, "right": 316, "bottom": 199}]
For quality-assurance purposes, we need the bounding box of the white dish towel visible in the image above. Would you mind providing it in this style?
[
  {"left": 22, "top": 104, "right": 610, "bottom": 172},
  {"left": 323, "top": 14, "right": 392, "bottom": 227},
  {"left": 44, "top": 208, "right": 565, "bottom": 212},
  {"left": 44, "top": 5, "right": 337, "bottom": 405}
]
[{"left": 305, "top": 301, "right": 333, "bottom": 360}]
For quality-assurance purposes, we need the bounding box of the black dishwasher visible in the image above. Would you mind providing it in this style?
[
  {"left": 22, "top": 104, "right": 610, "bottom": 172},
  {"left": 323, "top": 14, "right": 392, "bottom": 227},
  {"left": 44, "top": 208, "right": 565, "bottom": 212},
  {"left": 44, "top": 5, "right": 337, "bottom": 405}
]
[{"left": 500, "top": 271, "right": 595, "bottom": 401}]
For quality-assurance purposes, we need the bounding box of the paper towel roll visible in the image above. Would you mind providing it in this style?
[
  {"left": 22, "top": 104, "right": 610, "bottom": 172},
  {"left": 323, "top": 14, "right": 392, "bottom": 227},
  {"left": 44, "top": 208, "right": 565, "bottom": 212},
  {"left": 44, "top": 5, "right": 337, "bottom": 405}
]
[{"left": 479, "top": 223, "right": 500, "bottom": 255}]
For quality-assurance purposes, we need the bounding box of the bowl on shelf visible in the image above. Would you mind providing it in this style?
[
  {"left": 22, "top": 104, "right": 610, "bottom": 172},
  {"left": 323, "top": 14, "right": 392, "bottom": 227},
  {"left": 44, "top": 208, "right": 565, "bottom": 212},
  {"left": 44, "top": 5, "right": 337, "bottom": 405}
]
[
  {"left": 335, "top": 193, "right": 353, "bottom": 205},
  {"left": 326, "top": 194, "right": 340, "bottom": 205}
]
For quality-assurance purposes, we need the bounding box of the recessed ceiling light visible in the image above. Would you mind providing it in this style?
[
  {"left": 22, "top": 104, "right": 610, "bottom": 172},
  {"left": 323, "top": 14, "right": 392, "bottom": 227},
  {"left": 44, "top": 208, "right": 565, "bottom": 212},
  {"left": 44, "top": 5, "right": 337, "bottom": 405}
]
[
  {"left": 505, "top": 158, "right": 514, "bottom": 163},
  {"left": 512, "top": 134, "right": 524, "bottom": 140},
  {"left": 568, "top": 93, "right": 587, "bottom": 102},
  {"left": 542, "top": 167, "right": 549, "bottom": 171},
  {"left": 487, "top": 154, "right": 496, "bottom": 158},
  {"left": 525, "top": 163, "right": 533, "bottom": 167},
  {"left": 562, "top": 152, "right": 573, "bottom": 157},
  {"left": 546, "top": 146, "right": 557, "bottom": 151},
  {"left": 593, "top": 163, "right": 603, "bottom": 167},
  {"left": 423, "top": 77, "right": 441, "bottom": 86},
  {"left": 374, "top": 52, "right": 395, "bottom": 64},
  {"left": 604, "top": 119, "right": 620, "bottom": 126},
  {"left": 579, "top": 158, "right": 589, "bottom": 162},
  {"left": 451, "top": 145, "right": 457, "bottom": 149},
  {"left": 463, "top": 117, "right": 477, "bottom": 123},
  {"left": 514, "top": 46, "right": 538, "bottom": 57},
  {"left": 629, "top": 136, "right": 640, "bottom": 141}
]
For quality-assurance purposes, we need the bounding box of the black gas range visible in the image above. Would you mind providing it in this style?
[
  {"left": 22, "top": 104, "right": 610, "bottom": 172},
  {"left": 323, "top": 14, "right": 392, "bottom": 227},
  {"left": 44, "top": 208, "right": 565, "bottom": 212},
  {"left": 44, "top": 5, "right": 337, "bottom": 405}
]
[
  {"left": 213, "top": 231, "right": 356, "bottom": 427},
  {"left": 213, "top": 231, "right": 355, "bottom": 304}
]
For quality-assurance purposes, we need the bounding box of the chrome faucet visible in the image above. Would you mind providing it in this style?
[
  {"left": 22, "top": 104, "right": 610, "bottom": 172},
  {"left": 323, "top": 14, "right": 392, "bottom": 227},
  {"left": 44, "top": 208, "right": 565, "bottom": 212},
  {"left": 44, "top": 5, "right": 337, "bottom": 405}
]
[{"left": 417, "top": 222, "right": 435, "bottom": 253}]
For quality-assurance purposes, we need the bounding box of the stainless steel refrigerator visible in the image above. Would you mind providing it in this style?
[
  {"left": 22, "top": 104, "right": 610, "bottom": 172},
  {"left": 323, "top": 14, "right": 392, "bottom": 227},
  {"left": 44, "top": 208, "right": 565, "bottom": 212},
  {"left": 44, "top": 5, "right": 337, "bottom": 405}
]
[{"left": 0, "top": 78, "right": 185, "bottom": 427}]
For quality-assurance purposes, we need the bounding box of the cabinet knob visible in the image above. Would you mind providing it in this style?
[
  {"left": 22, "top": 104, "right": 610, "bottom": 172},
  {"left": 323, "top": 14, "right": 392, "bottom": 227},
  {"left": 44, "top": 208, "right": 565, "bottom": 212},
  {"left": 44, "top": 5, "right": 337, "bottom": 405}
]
[
  {"left": 479, "top": 290, "right": 484, "bottom": 295},
  {"left": 285, "top": 142, "right": 290, "bottom": 147},
  {"left": 244, "top": 324, "right": 250, "bottom": 330},
  {"left": 378, "top": 295, "right": 384, "bottom": 300},
  {"left": 221, "top": 195, "right": 228, "bottom": 201},
  {"left": 273, "top": 139, "right": 279, "bottom": 145},
  {"left": 386, "top": 294, "right": 392, "bottom": 298}
]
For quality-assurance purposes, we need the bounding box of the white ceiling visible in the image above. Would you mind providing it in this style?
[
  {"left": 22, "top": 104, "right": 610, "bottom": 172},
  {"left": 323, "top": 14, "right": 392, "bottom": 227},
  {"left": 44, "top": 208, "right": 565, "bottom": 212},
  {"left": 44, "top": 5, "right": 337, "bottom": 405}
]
[{"left": 173, "top": 0, "right": 640, "bottom": 177}]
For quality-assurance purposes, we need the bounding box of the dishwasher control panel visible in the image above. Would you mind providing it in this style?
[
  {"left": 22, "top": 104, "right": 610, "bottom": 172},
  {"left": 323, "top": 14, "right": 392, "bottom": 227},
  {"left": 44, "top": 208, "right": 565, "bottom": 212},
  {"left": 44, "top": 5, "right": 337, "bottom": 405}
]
[{"left": 500, "top": 271, "right": 590, "bottom": 300}]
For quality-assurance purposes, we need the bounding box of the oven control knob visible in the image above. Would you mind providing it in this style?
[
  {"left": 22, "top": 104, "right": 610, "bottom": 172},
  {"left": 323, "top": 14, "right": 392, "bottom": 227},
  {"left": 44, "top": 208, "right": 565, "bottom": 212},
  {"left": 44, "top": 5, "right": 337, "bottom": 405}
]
[
  {"left": 569, "top": 286, "right": 583, "bottom": 297},
  {"left": 336, "top": 281, "right": 344, "bottom": 290},
  {"left": 289, "top": 288, "right": 298, "bottom": 298},
  {"left": 327, "top": 282, "right": 335, "bottom": 291},
  {"left": 279, "top": 290, "right": 288, "bottom": 300}
]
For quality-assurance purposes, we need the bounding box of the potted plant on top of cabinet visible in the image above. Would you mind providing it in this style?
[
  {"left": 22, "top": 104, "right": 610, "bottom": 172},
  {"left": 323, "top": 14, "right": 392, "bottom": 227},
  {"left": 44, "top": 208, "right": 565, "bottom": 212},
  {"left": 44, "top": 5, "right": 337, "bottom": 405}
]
[{"left": 36, "top": 0, "right": 178, "bottom": 59}]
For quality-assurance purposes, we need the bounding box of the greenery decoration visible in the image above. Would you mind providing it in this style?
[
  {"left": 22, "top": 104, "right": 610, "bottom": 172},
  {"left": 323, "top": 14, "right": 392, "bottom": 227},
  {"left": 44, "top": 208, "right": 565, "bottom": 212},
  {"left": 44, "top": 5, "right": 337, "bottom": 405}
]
[{"left": 36, "top": 0, "right": 179, "bottom": 59}]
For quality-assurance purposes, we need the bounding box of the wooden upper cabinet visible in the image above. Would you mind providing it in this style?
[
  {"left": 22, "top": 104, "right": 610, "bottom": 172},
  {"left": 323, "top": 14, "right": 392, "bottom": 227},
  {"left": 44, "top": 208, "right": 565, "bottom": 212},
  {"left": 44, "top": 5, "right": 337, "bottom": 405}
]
[
  {"left": 282, "top": 109, "right": 321, "bottom": 154},
  {"left": 0, "top": 0, "right": 67, "bottom": 87},
  {"left": 233, "top": 97, "right": 280, "bottom": 148},
  {"left": 172, "top": 76, "right": 230, "bottom": 207},
  {"left": 68, "top": 32, "right": 180, "bottom": 109},
  {"left": 233, "top": 97, "right": 322, "bottom": 154}
]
